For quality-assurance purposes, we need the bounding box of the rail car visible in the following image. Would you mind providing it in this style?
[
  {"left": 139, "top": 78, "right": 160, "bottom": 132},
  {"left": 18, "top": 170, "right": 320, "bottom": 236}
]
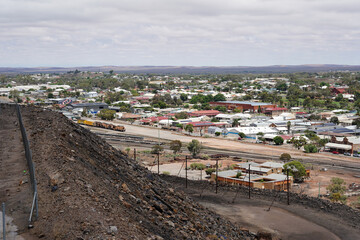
[{"left": 77, "top": 119, "right": 125, "bottom": 132}]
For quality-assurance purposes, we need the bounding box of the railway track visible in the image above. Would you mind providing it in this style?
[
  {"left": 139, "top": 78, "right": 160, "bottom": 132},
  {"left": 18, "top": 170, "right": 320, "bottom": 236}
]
[{"left": 89, "top": 127, "right": 360, "bottom": 173}]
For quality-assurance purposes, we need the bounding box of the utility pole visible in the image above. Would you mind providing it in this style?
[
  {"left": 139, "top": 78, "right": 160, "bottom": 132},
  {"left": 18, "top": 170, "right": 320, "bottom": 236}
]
[
  {"left": 287, "top": 169, "right": 290, "bottom": 205},
  {"left": 216, "top": 159, "right": 219, "bottom": 194},
  {"left": 134, "top": 148, "right": 136, "bottom": 162},
  {"left": 248, "top": 164, "right": 251, "bottom": 199},
  {"left": 185, "top": 156, "right": 188, "bottom": 188},
  {"left": 157, "top": 152, "right": 160, "bottom": 175},
  {"left": 318, "top": 182, "right": 321, "bottom": 198}
]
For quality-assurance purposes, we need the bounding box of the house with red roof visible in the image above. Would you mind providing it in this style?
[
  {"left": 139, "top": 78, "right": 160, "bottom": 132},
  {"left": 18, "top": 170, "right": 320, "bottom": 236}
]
[
  {"left": 188, "top": 110, "right": 220, "bottom": 117},
  {"left": 331, "top": 87, "right": 348, "bottom": 95}
]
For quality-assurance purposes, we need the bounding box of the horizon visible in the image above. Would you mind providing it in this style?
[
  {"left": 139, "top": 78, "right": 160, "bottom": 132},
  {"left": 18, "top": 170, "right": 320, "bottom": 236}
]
[{"left": 1, "top": 63, "right": 360, "bottom": 69}]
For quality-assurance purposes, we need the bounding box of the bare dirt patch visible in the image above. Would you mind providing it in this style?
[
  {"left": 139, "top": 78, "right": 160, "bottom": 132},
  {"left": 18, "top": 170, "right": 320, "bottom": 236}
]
[{"left": 0, "top": 104, "right": 32, "bottom": 236}]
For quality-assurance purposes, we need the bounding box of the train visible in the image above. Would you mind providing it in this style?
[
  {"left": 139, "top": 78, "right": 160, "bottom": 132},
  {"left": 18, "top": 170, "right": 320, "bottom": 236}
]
[{"left": 77, "top": 119, "right": 126, "bottom": 132}]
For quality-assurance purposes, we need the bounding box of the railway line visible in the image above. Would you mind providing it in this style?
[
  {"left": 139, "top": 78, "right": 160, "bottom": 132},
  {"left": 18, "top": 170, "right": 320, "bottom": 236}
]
[{"left": 88, "top": 127, "right": 360, "bottom": 174}]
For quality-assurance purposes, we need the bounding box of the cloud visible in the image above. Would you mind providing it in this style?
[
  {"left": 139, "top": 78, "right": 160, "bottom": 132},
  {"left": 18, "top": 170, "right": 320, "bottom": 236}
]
[{"left": 0, "top": 0, "right": 359, "bottom": 67}]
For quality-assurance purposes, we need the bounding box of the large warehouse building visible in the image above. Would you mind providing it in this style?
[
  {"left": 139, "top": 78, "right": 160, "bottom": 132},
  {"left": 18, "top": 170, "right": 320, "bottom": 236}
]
[{"left": 210, "top": 101, "right": 276, "bottom": 112}]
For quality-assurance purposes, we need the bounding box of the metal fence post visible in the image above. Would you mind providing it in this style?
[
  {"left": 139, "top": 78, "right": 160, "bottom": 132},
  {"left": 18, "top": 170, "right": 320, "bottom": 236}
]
[{"left": 2, "top": 202, "right": 5, "bottom": 240}]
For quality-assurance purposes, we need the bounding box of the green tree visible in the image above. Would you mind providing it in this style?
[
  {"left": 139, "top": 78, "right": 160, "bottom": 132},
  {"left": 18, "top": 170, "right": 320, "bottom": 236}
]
[
  {"left": 330, "top": 116, "right": 339, "bottom": 125},
  {"left": 287, "top": 121, "right": 291, "bottom": 133},
  {"left": 291, "top": 137, "right": 307, "bottom": 150},
  {"left": 280, "top": 153, "right": 291, "bottom": 161},
  {"left": 304, "top": 144, "right": 318, "bottom": 153},
  {"left": 283, "top": 160, "right": 306, "bottom": 180},
  {"left": 187, "top": 139, "right": 202, "bottom": 157},
  {"left": 97, "top": 109, "right": 116, "bottom": 120},
  {"left": 170, "top": 140, "right": 182, "bottom": 154},
  {"left": 273, "top": 136, "right": 284, "bottom": 145},
  {"left": 174, "top": 112, "right": 188, "bottom": 119},
  {"left": 232, "top": 119, "right": 239, "bottom": 127},
  {"left": 151, "top": 144, "right": 164, "bottom": 154},
  {"left": 180, "top": 93, "right": 188, "bottom": 102},
  {"left": 214, "top": 93, "right": 226, "bottom": 102},
  {"left": 215, "top": 106, "right": 227, "bottom": 113},
  {"left": 275, "top": 80, "right": 288, "bottom": 91},
  {"left": 238, "top": 132, "right": 246, "bottom": 138},
  {"left": 185, "top": 124, "right": 194, "bottom": 134},
  {"left": 47, "top": 92, "right": 54, "bottom": 98},
  {"left": 326, "top": 177, "right": 347, "bottom": 203},
  {"left": 352, "top": 118, "right": 360, "bottom": 128}
]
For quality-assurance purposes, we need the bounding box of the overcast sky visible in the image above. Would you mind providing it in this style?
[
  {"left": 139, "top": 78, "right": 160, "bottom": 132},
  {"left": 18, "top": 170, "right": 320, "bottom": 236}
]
[{"left": 1, "top": 0, "right": 360, "bottom": 67}]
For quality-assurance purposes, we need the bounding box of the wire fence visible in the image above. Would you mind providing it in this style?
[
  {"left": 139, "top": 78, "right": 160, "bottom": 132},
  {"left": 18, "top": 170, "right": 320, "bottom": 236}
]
[{"left": 15, "top": 104, "right": 38, "bottom": 225}]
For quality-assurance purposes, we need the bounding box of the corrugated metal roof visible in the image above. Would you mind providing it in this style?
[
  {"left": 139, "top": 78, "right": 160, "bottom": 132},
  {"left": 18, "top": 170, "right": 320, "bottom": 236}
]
[{"left": 325, "top": 143, "right": 352, "bottom": 150}]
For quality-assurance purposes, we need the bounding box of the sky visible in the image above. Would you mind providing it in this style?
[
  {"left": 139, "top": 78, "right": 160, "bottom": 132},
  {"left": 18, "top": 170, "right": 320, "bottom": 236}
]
[{"left": 1, "top": 0, "right": 360, "bottom": 67}]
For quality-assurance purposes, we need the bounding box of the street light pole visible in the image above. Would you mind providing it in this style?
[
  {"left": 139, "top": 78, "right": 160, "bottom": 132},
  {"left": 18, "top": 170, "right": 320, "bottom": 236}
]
[
  {"left": 248, "top": 164, "right": 251, "bottom": 199},
  {"left": 216, "top": 159, "right": 218, "bottom": 194},
  {"left": 287, "top": 169, "right": 290, "bottom": 205},
  {"left": 157, "top": 152, "right": 160, "bottom": 175}
]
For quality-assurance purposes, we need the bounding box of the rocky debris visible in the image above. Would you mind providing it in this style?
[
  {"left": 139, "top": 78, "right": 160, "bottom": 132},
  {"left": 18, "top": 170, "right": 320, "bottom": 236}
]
[
  {"left": 161, "top": 175, "right": 360, "bottom": 230},
  {"left": 20, "top": 105, "right": 256, "bottom": 240}
]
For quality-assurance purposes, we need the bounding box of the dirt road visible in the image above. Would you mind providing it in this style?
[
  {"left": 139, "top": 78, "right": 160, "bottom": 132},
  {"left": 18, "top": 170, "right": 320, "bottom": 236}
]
[
  {"left": 0, "top": 104, "right": 32, "bottom": 236},
  {"left": 163, "top": 175, "right": 360, "bottom": 240}
]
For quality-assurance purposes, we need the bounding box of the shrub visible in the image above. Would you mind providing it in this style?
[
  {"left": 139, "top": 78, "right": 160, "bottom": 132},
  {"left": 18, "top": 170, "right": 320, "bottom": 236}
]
[
  {"left": 162, "top": 171, "right": 170, "bottom": 175},
  {"left": 205, "top": 168, "right": 215, "bottom": 175},
  {"left": 190, "top": 163, "right": 206, "bottom": 170},
  {"left": 238, "top": 132, "right": 246, "bottom": 138},
  {"left": 228, "top": 164, "right": 237, "bottom": 170},
  {"left": 235, "top": 172, "right": 242, "bottom": 178},
  {"left": 280, "top": 153, "right": 291, "bottom": 161},
  {"left": 304, "top": 144, "right": 318, "bottom": 153},
  {"left": 215, "top": 132, "right": 221, "bottom": 136}
]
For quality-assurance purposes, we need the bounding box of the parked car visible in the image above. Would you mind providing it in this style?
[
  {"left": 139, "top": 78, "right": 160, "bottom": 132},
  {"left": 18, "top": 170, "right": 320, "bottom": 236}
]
[
  {"left": 344, "top": 152, "right": 351, "bottom": 156},
  {"left": 353, "top": 153, "right": 360, "bottom": 157},
  {"left": 332, "top": 151, "right": 339, "bottom": 154},
  {"left": 255, "top": 140, "right": 263, "bottom": 144}
]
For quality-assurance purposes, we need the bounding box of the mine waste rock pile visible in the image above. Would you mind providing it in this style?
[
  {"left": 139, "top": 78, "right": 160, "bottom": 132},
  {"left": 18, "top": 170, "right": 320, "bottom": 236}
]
[{"left": 20, "top": 105, "right": 256, "bottom": 239}]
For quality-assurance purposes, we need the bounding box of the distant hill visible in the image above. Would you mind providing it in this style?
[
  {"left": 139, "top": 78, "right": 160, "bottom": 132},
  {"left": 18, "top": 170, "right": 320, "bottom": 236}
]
[{"left": 1, "top": 64, "right": 360, "bottom": 74}]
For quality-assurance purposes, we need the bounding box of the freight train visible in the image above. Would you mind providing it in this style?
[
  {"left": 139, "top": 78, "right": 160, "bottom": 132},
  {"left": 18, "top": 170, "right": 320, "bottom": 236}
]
[{"left": 77, "top": 119, "right": 126, "bottom": 132}]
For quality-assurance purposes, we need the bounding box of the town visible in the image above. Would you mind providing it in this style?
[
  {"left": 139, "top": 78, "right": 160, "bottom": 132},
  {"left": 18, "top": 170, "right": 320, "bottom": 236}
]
[{"left": 1, "top": 70, "right": 359, "bottom": 206}]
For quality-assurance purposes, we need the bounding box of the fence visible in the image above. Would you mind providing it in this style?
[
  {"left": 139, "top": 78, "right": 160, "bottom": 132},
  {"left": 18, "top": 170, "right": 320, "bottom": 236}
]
[{"left": 15, "top": 104, "right": 38, "bottom": 225}]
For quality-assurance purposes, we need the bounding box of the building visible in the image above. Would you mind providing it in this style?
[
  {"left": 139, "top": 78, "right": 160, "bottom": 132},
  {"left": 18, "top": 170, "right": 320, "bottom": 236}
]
[
  {"left": 188, "top": 110, "right": 220, "bottom": 117},
  {"left": 69, "top": 103, "right": 108, "bottom": 113},
  {"left": 325, "top": 136, "right": 354, "bottom": 154},
  {"left": 264, "top": 107, "right": 288, "bottom": 117},
  {"left": 235, "top": 162, "right": 284, "bottom": 175},
  {"left": 210, "top": 101, "right": 276, "bottom": 112},
  {"left": 212, "top": 170, "right": 292, "bottom": 191}
]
